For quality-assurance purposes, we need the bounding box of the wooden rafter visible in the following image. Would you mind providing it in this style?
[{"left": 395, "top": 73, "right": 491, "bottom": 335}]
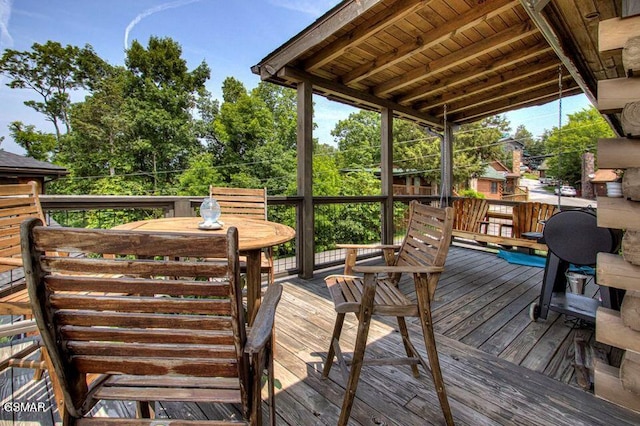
[
  {"left": 276, "top": 66, "right": 443, "bottom": 129},
  {"left": 427, "top": 71, "right": 573, "bottom": 117},
  {"left": 398, "top": 43, "right": 554, "bottom": 105},
  {"left": 303, "top": 0, "right": 434, "bottom": 72},
  {"left": 373, "top": 22, "right": 539, "bottom": 96},
  {"left": 450, "top": 81, "right": 582, "bottom": 123},
  {"left": 257, "top": 0, "right": 384, "bottom": 78},
  {"left": 340, "top": 0, "right": 518, "bottom": 86},
  {"left": 415, "top": 58, "right": 562, "bottom": 112}
]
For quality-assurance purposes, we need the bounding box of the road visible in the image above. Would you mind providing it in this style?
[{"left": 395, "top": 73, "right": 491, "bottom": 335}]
[{"left": 521, "top": 177, "right": 597, "bottom": 208}]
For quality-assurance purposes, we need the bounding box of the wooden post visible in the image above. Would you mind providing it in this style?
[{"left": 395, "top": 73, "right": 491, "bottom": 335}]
[
  {"left": 381, "top": 107, "right": 394, "bottom": 245},
  {"left": 440, "top": 124, "right": 454, "bottom": 206},
  {"left": 297, "top": 80, "right": 314, "bottom": 279},
  {"left": 173, "top": 199, "right": 193, "bottom": 217}
]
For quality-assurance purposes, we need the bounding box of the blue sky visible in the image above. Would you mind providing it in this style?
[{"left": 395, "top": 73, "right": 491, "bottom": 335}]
[{"left": 0, "top": 0, "right": 591, "bottom": 156}]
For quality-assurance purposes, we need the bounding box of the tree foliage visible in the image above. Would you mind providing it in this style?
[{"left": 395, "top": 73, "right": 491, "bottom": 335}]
[
  {"left": 0, "top": 41, "right": 107, "bottom": 141},
  {"left": 544, "top": 106, "right": 614, "bottom": 185}
]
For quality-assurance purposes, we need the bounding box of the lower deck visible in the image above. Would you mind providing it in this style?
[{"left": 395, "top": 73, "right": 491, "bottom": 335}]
[{"left": 1, "top": 246, "right": 639, "bottom": 425}]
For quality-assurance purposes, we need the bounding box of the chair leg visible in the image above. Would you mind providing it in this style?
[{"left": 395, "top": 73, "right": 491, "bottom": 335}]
[
  {"left": 338, "top": 274, "right": 376, "bottom": 426},
  {"left": 267, "top": 344, "right": 276, "bottom": 426},
  {"left": 322, "top": 313, "right": 345, "bottom": 378},
  {"left": 397, "top": 317, "right": 420, "bottom": 378},
  {"left": 415, "top": 280, "right": 454, "bottom": 426}
]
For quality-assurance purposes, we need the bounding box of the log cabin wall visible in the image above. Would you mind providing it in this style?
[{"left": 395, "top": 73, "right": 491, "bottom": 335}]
[{"left": 594, "top": 11, "right": 640, "bottom": 413}]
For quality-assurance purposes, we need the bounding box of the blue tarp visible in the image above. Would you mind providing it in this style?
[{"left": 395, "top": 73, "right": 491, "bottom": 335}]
[
  {"left": 497, "top": 250, "right": 546, "bottom": 268},
  {"left": 496, "top": 250, "right": 595, "bottom": 275}
]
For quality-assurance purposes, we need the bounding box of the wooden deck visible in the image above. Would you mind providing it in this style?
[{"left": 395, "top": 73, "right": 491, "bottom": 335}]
[{"left": 2, "top": 246, "right": 640, "bottom": 425}]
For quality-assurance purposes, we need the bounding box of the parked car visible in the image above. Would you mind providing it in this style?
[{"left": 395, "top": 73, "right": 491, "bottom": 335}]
[
  {"left": 554, "top": 185, "right": 577, "bottom": 197},
  {"left": 539, "top": 177, "right": 558, "bottom": 185}
]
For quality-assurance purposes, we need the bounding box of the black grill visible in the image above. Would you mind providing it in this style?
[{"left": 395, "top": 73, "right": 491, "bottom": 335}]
[{"left": 529, "top": 207, "right": 623, "bottom": 323}]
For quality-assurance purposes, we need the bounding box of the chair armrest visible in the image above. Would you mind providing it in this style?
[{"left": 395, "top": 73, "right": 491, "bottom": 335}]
[
  {"left": 353, "top": 265, "right": 444, "bottom": 274},
  {"left": 0, "top": 256, "right": 23, "bottom": 267},
  {"left": 0, "top": 319, "right": 38, "bottom": 338},
  {"left": 336, "top": 243, "right": 401, "bottom": 251},
  {"left": 245, "top": 284, "right": 283, "bottom": 355}
]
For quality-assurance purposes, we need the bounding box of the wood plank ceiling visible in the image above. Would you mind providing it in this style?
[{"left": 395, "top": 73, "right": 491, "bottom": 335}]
[{"left": 252, "top": 0, "right": 624, "bottom": 133}]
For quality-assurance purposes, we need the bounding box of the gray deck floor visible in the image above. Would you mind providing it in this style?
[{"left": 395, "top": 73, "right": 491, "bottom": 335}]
[{"left": 2, "top": 246, "right": 639, "bottom": 425}]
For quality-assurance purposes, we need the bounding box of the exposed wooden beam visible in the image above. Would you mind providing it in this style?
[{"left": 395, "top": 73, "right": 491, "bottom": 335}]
[
  {"left": 428, "top": 71, "right": 572, "bottom": 118},
  {"left": 597, "top": 77, "right": 640, "bottom": 113},
  {"left": 277, "top": 66, "right": 443, "bottom": 129},
  {"left": 414, "top": 57, "right": 561, "bottom": 111},
  {"left": 531, "top": 0, "right": 552, "bottom": 13},
  {"left": 519, "top": 0, "right": 597, "bottom": 118},
  {"left": 304, "top": 0, "right": 433, "bottom": 72},
  {"left": 341, "top": 0, "right": 518, "bottom": 85},
  {"left": 397, "top": 43, "right": 553, "bottom": 104},
  {"left": 255, "top": 0, "right": 384, "bottom": 78},
  {"left": 373, "top": 22, "right": 538, "bottom": 96},
  {"left": 297, "top": 81, "right": 314, "bottom": 279},
  {"left": 599, "top": 16, "right": 640, "bottom": 52},
  {"left": 449, "top": 81, "right": 581, "bottom": 123},
  {"left": 380, "top": 107, "right": 394, "bottom": 245}
]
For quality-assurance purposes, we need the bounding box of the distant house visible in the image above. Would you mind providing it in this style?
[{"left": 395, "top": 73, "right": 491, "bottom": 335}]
[
  {"left": 341, "top": 166, "right": 436, "bottom": 195},
  {"left": 470, "top": 163, "right": 506, "bottom": 200},
  {"left": 590, "top": 169, "right": 618, "bottom": 197},
  {"left": 0, "top": 150, "right": 68, "bottom": 192},
  {"left": 469, "top": 159, "right": 522, "bottom": 200}
]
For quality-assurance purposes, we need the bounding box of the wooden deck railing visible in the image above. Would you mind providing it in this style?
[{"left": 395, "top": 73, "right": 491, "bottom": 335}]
[{"left": 37, "top": 194, "right": 546, "bottom": 277}]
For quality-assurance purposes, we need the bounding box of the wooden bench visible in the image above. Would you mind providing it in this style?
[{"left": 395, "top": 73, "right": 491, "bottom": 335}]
[{"left": 451, "top": 200, "right": 557, "bottom": 252}]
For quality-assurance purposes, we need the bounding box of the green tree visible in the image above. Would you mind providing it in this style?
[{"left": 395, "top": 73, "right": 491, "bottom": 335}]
[
  {"left": 61, "top": 68, "right": 133, "bottom": 181},
  {"left": 175, "top": 153, "right": 224, "bottom": 195},
  {"left": 211, "top": 78, "right": 275, "bottom": 183},
  {"left": 545, "top": 106, "right": 614, "bottom": 185},
  {"left": 0, "top": 41, "right": 107, "bottom": 142},
  {"left": 124, "top": 36, "right": 210, "bottom": 194},
  {"left": 514, "top": 124, "right": 546, "bottom": 169},
  {"left": 332, "top": 110, "right": 380, "bottom": 169},
  {"left": 8, "top": 121, "right": 56, "bottom": 161},
  {"left": 454, "top": 115, "right": 511, "bottom": 185}
]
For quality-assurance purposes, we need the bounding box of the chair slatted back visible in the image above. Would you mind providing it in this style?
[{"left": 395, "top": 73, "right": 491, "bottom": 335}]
[
  {"left": 452, "top": 198, "right": 489, "bottom": 233},
  {"left": 210, "top": 187, "right": 267, "bottom": 220},
  {"left": 512, "top": 202, "right": 558, "bottom": 238},
  {"left": 0, "top": 182, "right": 45, "bottom": 273},
  {"left": 22, "top": 219, "right": 248, "bottom": 416},
  {"left": 395, "top": 201, "right": 454, "bottom": 297}
]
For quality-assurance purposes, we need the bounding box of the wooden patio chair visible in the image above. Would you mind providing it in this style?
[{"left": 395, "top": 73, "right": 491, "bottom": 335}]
[
  {"left": 0, "top": 181, "right": 48, "bottom": 378},
  {"left": 452, "top": 197, "right": 489, "bottom": 233},
  {"left": 323, "top": 201, "right": 455, "bottom": 426},
  {"left": 210, "top": 186, "right": 274, "bottom": 285},
  {"left": 22, "top": 219, "right": 282, "bottom": 425},
  {"left": 511, "top": 202, "right": 558, "bottom": 238}
]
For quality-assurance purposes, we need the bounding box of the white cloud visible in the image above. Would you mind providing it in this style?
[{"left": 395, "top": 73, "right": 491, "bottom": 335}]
[
  {"left": 0, "top": 0, "right": 13, "bottom": 50},
  {"left": 267, "top": 0, "right": 341, "bottom": 17},
  {"left": 123, "top": 0, "right": 203, "bottom": 51}
]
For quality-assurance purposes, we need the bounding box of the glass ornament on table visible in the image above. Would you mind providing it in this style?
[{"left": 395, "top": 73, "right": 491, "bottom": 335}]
[{"left": 200, "top": 196, "right": 221, "bottom": 226}]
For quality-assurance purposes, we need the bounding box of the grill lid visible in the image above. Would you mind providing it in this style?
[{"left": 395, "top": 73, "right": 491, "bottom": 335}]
[{"left": 542, "top": 208, "right": 619, "bottom": 266}]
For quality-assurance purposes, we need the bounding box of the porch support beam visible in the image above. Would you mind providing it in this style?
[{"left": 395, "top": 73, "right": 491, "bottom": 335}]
[
  {"left": 381, "top": 107, "right": 394, "bottom": 245},
  {"left": 441, "top": 124, "right": 454, "bottom": 206},
  {"left": 278, "top": 67, "right": 443, "bottom": 129},
  {"left": 297, "top": 80, "right": 314, "bottom": 279}
]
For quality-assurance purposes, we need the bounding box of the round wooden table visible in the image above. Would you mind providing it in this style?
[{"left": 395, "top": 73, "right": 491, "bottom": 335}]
[{"left": 113, "top": 216, "right": 295, "bottom": 322}]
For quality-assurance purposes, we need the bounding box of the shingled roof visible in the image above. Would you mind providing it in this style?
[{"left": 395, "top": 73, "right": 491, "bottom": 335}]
[{"left": 0, "top": 150, "right": 68, "bottom": 179}]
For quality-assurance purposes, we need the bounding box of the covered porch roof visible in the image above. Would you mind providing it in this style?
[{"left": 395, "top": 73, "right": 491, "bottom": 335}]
[{"left": 252, "top": 0, "right": 625, "bottom": 133}]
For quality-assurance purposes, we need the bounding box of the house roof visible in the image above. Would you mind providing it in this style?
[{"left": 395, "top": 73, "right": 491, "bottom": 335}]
[
  {"left": 252, "top": 0, "right": 625, "bottom": 134},
  {"left": 590, "top": 168, "right": 618, "bottom": 183},
  {"left": 0, "top": 150, "right": 68, "bottom": 178},
  {"left": 480, "top": 164, "right": 507, "bottom": 181}
]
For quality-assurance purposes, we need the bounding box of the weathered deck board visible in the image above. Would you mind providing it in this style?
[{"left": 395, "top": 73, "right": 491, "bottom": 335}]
[{"left": 2, "top": 246, "right": 639, "bottom": 424}]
